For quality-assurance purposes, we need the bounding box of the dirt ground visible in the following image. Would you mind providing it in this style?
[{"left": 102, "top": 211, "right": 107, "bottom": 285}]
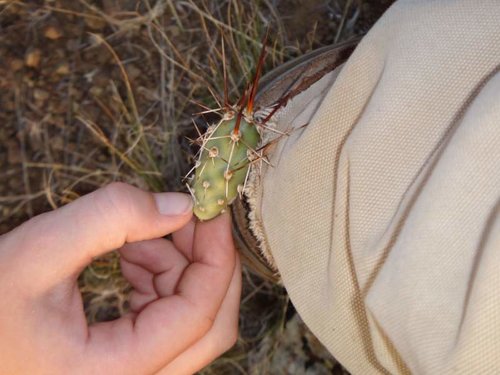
[{"left": 0, "top": 1, "right": 393, "bottom": 373}]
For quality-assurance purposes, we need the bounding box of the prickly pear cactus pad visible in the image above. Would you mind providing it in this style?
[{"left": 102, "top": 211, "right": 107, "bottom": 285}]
[
  {"left": 187, "top": 30, "right": 267, "bottom": 220},
  {"left": 191, "top": 114, "right": 260, "bottom": 221}
]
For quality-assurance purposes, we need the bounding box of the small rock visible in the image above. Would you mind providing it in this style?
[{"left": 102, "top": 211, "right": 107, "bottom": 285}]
[
  {"left": 55, "top": 62, "right": 70, "bottom": 75},
  {"left": 126, "top": 64, "right": 141, "bottom": 80},
  {"left": 25, "top": 48, "right": 42, "bottom": 68},
  {"left": 23, "top": 76, "right": 35, "bottom": 88},
  {"left": 33, "top": 88, "right": 50, "bottom": 102},
  {"left": 85, "top": 16, "right": 107, "bottom": 31},
  {"left": 44, "top": 26, "right": 63, "bottom": 40},
  {"left": 89, "top": 86, "right": 103, "bottom": 97}
]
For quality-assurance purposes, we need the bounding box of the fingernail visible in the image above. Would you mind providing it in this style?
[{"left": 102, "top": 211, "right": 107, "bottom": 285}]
[{"left": 154, "top": 193, "right": 193, "bottom": 216}]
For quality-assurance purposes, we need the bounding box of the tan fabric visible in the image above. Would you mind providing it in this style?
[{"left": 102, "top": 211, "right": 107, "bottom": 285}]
[{"left": 257, "top": 0, "right": 500, "bottom": 373}]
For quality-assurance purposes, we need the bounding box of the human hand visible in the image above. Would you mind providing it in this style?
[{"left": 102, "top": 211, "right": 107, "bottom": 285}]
[{"left": 0, "top": 182, "right": 241, "bottom": 375}]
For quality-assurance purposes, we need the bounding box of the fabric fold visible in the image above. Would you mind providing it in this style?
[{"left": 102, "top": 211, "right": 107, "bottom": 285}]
[{"left": 257, "top": 0, "right": 500, "bottom": 373}]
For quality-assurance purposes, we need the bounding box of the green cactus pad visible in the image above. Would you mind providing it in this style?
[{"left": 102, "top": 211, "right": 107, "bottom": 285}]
[{"left": 192, "top": 116, "right": 260, "bottom": 221}]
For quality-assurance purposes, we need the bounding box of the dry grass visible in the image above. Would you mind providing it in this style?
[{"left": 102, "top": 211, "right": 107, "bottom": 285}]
[{"left": 0, "top": 0, "right": 393, "bottom": 372}]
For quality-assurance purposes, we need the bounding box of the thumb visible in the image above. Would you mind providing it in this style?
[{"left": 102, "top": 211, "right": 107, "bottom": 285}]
[{"left": 2, "top": 182, "right": 193, "bottom": 289}]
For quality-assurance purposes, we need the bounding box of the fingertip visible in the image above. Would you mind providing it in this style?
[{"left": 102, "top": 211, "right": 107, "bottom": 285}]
[
  {"left": 153, "top": 193, "right": 193, "bottom": 217},
  {"left": 197, "top": 211, "right": 232, "bottom": 234},
  {"left": 193, "top": 211, "right": 235, "bottom": 268}
]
